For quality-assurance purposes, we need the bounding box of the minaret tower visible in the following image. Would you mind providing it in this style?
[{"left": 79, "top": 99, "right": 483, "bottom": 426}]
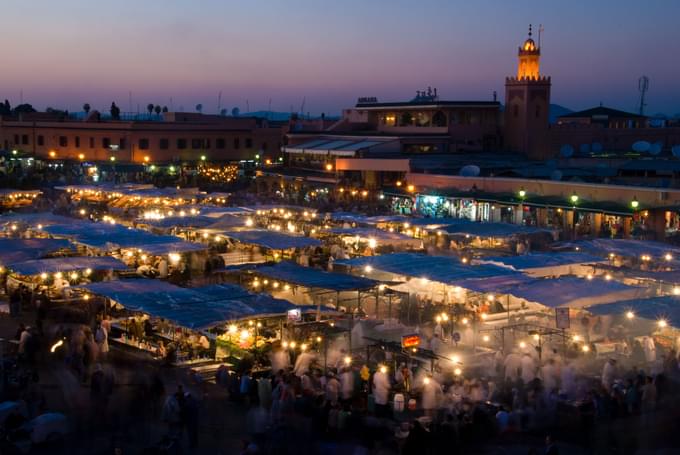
[{"left": 505, "top": 25, "right": 551, "bottom": 159}]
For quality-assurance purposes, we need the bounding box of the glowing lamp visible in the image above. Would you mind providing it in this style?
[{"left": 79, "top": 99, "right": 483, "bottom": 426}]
[{"left": 626, "top": 311, "right": 635, "bottom": 320}]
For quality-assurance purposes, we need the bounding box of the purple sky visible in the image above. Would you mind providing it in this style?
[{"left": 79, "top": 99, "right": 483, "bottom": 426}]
[{"left": 2, "top": 0, "right": 679, "bottom": 116}]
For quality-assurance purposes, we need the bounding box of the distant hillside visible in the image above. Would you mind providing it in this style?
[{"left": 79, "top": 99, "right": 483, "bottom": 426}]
[{"left": 549, "top": 104, "right": 573, "bottom": 123}]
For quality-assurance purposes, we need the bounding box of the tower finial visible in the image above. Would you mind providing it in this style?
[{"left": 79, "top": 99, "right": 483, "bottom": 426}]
[{"left": 528, "top": 24, "right": 532, "bottom": 37}]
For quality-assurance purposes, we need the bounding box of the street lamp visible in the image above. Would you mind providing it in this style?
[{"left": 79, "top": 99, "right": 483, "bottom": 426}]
[
  {"left": 570, "top": 192, "right": 579, "bottom": 204},
  {"left": 631, "top": 197, "right": 639, "bottom": 209},
  {"left": 518, "top": 188, "right": 526, "bottom": 199}
]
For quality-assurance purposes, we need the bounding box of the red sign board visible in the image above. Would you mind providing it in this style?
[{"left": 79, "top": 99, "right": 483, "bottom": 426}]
[{"left": 401, "top": 334, "right": 420, "bottom": 348}]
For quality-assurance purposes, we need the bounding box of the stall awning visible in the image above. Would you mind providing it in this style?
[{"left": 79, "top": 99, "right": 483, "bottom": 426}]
[
  {"left": 479, "top": 252, "right": 604, "bottom": 271},
  {"left": 43, "top": 222, "right": 206, "bottom": 254},
  {"left": 328, "top": 227, "right": 419, "bottom": 243},
  {"left": 587, "top": 296, "right": 680, "bottom": 325},
  {"left": 9, "top": 256, "right": 128, "bottom": 276},
  {"left": 0, "top": 238, "right": 73, "bottom": 266},
  {"left": 336, "top": 253, "right": 522, "bottom": 285},
  {"left": 504, "top": 276, "right": 647, "bottom": 308},
  {"left": 79, "top": 280, "right": 301, "bottom": 329},
  {"left": 558, "top": 239, "right": 680, "bottom": 262},
  {"left": 441, "top": 222, "right": 553, "bottom": 239},
  {"left": 223, "top": 229, "right": 321, "bottom": 250},
  {"left": 255, "top": 261, "right": 379, "bottom": 291}
]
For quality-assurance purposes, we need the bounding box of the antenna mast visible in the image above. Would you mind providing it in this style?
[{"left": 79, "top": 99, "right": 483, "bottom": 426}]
[
  {"left": 638, "top": 76, "right": 649, "bottom": 116},
  {"left": 538, "top": 24, "right": 544, "bottom": 49}
]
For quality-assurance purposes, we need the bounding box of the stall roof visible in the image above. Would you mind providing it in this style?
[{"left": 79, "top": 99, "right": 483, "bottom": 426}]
[
  {"left": 0, "top": 212, "right": 77, "bottom": 228},
  {"left": 9, "top": 256, "right": 128, "bottom": 275},
  {"left": 504, "top": 276, "right": 645, "bottom": 308},
  {"left": 223, "top": 229, "right": 321, "bottom": 250},
  {"left": 0, "top": 238, "right": 73, "bottom": 265},
  {"left": 558, "top": 239, "right": 680, "bottom": 261},
  {"left": 327, "top": 227, "right": 416, "bottom": 242},
  {"left": 79, "top": 280, "right": 301, "bottom": 329},
  {"left": 140, "top": 215, "right": 216, "bottom": 229},
  {"left": 441, "top": 222, "right": 553, "bottom": 238},
  {"left": 336, "top": 253, "right": 522, "bottom": 285},
  {"left": 206, "top": 214, "right": 250, "bottom": 230},
  {"left": 479, "top": 252, "right": 604, "bottom": 271},
  {"left": 255, "top": 261, "right": 379, "bottom": 291},
  {"left": 587, "top": 296, "right": 680, "bottom": 325},
  {"left": 43, "top": 222, "right": 205, "bottom": 254}
]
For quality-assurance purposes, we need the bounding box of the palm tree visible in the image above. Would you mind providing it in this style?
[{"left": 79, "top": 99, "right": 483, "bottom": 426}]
[
  {"left": 195, "top": 103, "right": 203, "bottom": 113},
  {"left": 154, "top": 105, "right": 161, "bottom": 116},
  {"left": 83, "top": 103, "right": 91, "bottom": 115},
  {"left": 147, "top": 103, "right": 154, "bottom": 118},
  {"left": 162, "top": 106, "right": 169, "bottom": 113}
]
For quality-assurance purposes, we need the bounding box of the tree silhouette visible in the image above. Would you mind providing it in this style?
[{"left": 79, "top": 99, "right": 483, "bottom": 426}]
[
  {"left": 0, "top": 100, "right": 11, "bottom": 116},
  {"left": 220, "top": 108, "right": 227, "bottom": 116},
  {"left": 110, "top": 102, "right": 120, "bottom": 120},
  {"left": 231, "top": 107, "right": 240, "bottom": 117},
  {"left": 162, "top": 106, "right": 169, "bottom": 113},
  {"left": 154, "top": 105, "right": 161, "bottom": 116},
  {"left": 83, "top": 103, "right": 91, "bottom": 115},
  {"left": 147, "top": 103, "right": 154, "bottom": 117},
  {"left": 195, "top": 103, "right": 203, "bottom": 113}
]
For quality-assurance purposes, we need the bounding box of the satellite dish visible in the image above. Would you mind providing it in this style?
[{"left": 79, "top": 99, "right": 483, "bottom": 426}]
[
  {"left": 459, "top": 165, "right": 480, "bottom": 177},
  {"left": 550, "top": 170, "right": 563, "bottom": 181},
  {"left": 672, "top": 145, "right": 680, "bottom": 157},
  {"left": 559, "top": 145, "right": 574, "bottom": 158},
  {"left": 649, "top": 142, "right": 662, "bottom": 155},
  {"left": 591, "top": 142, "right": 603, "bottom": 153},
  {"left": 632, "top": 140, "right": 650, "bottom": 152},
  {"left": 579, "top": 143, "right": 591, "bottom": 155}
]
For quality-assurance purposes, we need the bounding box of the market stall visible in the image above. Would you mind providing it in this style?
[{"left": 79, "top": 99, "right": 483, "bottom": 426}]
[
  {"left": 0, "top": 238, "right": 74, "bottom": 267},
  {"left": 247, "top": 261, "right": 385, "bottom": 314},
  {"left": 5, "top": 255, "right": 129, "bottom": 294},
  {"left": 479, "top": 252, "right": 604, "bottom": 277},
  {"left": 440, "top": 222, "right": 556, "bottom": 254},
  {"left": 324, "top": 227, "right": 423, "bottom": 253}
]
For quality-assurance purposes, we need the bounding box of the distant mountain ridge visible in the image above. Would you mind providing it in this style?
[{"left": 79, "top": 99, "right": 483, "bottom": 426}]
[{"left": 549, "top": 104, "right": 573, "bottom": 124}]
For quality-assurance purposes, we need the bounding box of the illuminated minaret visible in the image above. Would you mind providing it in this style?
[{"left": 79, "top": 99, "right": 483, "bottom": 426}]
[
  {"left": 505, "top": 25, "right": 551, "bottom": 158},
  {"left": 517, "top": 24, "right": 540, "bottom": 79}
]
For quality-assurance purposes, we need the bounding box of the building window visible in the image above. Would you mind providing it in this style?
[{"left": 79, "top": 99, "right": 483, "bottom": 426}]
[
  {"left": 177, "top": 138, "right": 187, "bottom": 149},
  {"left": 102, "top": 137, "right": 111, "bottom": 148},
  {"left": 75, "top": 136, "right": 80, "bottom": 148},
  {"left": 234, "top": 138, "right": 240, "bottom": 149},
  {"left": 245, "top": 138, "right": 253, "bottom": 148},
  {"left": 191, "top": 138, "right": 203, "bottom": 149},
  {"left": 89, "top": 137, "right": 95, "bottom": 148},
  {"left": 21, "top": 135, "right": 29, "bottom": 145},
  {"left": 59, "top": 136, "right": 68, "bottom": 147},
  {"left": 216, "top": 138, "right": 225, "bottom": 149},
  {"left": 119, "top": 138, "right": 127, "bottom": 149},
  {"left": 37, "top": 135, "right": 44, "bottom": 146},
  {"left": 139, "top": 138, "right": 149, "bottom": 150},
  {"left": 13, "top": 135, "right": 19, "bottom": 144},
  {"left": 160, "top": 138, "right": 169, "bottom": 150},
  {"left": 432, "top": 111, "right": 447, "bottom": 127},
  {"left": 204, "top": 139, "right": 211, "bottom": 148}
]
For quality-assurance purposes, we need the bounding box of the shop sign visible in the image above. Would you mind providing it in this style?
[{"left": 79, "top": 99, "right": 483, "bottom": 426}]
[
  {"left": 401, "top": 334, "right": 420, "bottom": 348},
  {"left": 287, "top": 308, "right": 302, "bottom": 322}
]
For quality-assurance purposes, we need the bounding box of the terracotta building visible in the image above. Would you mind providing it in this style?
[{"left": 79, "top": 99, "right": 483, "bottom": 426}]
[{"left": 0, "top": 112, "right": 284, "bottom": 163}]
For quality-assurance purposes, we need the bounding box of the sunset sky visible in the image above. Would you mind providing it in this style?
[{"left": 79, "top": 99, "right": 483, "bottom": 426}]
[{"left": 2, "top": 0, "right": 679, "bottom": 116}]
